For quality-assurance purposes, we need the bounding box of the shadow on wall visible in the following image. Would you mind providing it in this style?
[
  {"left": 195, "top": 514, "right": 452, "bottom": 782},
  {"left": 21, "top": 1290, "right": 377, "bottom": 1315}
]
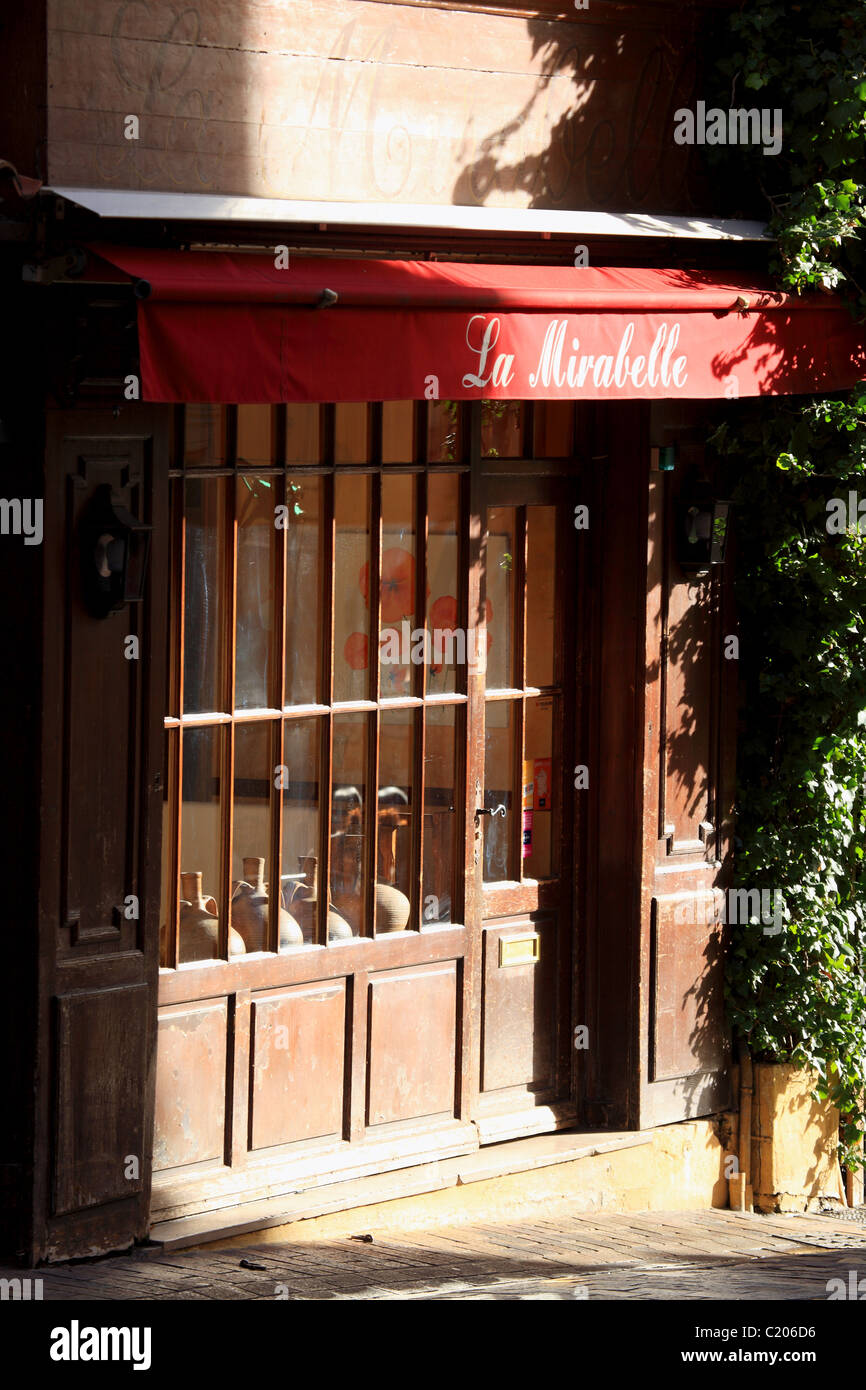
[
  {"left": 47, "top": 0, "right": 746, "bottom": 216},
  {"left": 450, "top": 8, "right": 739, "bottom": 215}
]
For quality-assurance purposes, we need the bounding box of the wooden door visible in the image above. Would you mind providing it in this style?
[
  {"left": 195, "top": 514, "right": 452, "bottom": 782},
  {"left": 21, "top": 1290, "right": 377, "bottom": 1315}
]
[
  {"left": 152, "top": 400, "right": 588, "bottom": 1225},
  {"left": 35, "top": 407, "right": 169, "bottom": 1262},
  {"left": 152, "top": 401, "right": 481, "bottom": 1224},
  {"left": 470, "top": 465, "right": 578, "bottom": 1142}
]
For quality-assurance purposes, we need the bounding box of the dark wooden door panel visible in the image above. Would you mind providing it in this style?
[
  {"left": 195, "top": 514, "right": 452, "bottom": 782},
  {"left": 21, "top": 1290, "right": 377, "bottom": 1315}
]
[
  {"left": 249, "top": 982, "right": 347, "bottom": 1150},
  {"left": 651, "top": 892, "right": 727, "bottom": 1082},
  {"left": 637, "top": 422, "right": 736, "bottom": 1127},
  {"left": 60, "top": 449, "right": 149, "bottom": 948},
  {"left": 366, "top": 961, "right": 458, "bottom": 1125},
  {"left": 53, "top": 986, "right": 148, "bottom": 1216},
  {"left": 153, "top": 1001, "right": 228, "bottom": 1172},
  {"left": 36, "top": 408, "right": 169, "bottom": 1262}
]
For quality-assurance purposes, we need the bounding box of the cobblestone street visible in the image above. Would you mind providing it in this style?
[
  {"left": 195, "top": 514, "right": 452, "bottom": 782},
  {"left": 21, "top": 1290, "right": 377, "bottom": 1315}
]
[{"left": 14, "top": 1208, "right": 866, "bottom": 1302}]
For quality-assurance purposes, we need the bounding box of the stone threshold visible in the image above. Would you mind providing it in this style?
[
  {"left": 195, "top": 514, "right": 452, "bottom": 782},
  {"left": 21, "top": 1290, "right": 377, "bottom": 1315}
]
[{"left": 147, "top": 1129, "right": 652, "bottom": 1251}]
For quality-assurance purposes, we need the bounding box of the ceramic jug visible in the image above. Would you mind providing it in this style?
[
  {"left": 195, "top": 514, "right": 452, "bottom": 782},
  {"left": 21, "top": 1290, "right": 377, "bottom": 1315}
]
[
  {"left": 374, "top": 882, "right": 411, "bottom": 932},
  {"left": 231, "top": 856, "right": 304, "bottom": 952},
  {"left": 294, "top": 854, "right": 354, "bottom": 942},
  {"left": 179, "top": 871, "right": 246, "bottom": 962}
]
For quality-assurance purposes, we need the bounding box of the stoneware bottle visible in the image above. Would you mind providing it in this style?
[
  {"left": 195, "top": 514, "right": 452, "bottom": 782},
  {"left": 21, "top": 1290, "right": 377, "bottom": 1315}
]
[
  {"left": 374, "top": 882, "right": 411, "bottom": 932},
  {"left": 295, "top": 854, "right": 354, "bottom": 941},
  {"left": 232, "top": 856, "right": 304, "bottom": 952},
  {"left": 179, "top": 871, "right": 246, "bottom": 962}
]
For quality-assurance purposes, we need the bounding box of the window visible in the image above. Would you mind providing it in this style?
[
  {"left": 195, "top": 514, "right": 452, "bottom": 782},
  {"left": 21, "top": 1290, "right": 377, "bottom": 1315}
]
[{"left": 159, "top": 402, "right": 467, "bottom": 966}]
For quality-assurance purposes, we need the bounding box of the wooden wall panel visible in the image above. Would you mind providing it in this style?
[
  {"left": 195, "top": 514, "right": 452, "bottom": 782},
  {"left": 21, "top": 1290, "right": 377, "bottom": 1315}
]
[
  {"left": 366, "top": 961, "right": 457, "bottom": 1125},
  {"left": 660, "top": 576, "right": 714, "bottom": 851},
  {"left": 248, "top": 982, "right": 347, "bottom": 1151},
  {"left": 44, "top": 0, "right": 713, "bottom": 212},
  {"left": 60, "top": 448, "right": 148, "bottom": 949},
  {"left": 53, "top": 985, "right": 148, "bottom": 1215},
  {"left": 153, "top": 1001, "right": 227, "bottom": 1172},
  {"left": 480, "top": 917, "right": 557, "bottom": 1094},
  {"left": 651, "top": 892, "right": 726, "bottom": 1082}
]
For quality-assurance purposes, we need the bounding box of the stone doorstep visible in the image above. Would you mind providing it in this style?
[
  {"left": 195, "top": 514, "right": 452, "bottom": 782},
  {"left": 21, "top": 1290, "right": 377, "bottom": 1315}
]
[{"left": 147, "top": 1129, "right": 653, "bottom": 1252}]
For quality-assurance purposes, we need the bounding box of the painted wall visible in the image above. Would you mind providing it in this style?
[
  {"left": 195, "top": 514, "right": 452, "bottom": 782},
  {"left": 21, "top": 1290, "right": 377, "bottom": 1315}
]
[{"left": 43, "top": 0, "right": 725, "bottom": 211}]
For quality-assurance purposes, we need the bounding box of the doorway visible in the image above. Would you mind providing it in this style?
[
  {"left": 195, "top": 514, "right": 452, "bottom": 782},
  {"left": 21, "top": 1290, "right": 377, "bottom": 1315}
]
[{"left": 152, "top": 399, "right": 584, "bottom": 1223}]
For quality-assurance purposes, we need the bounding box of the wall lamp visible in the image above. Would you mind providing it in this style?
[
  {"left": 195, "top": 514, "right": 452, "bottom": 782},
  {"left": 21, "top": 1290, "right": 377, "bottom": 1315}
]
[
  {"left": 82, "top": 484, "right": 152, "bottom": 617},
  {"left": 675, "top": 495, "right": 732, "bottom": 575}
]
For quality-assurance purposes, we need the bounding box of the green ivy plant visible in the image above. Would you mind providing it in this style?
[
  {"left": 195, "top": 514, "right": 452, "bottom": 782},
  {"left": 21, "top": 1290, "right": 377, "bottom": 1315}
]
[
  {"left": 714, "top": 0, "right": 866, "bottom": 307},
  {"left": 712, "top": 397, "right": 866, "bottom": 1162},
  {"left": 711, "top": 1, "right": 866, "bottom": 1164}
]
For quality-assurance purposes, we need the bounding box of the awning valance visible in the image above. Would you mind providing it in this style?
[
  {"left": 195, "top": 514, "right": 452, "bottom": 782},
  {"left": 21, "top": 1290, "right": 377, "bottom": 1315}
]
[{"left": 91, "top": 246, "right": 866, "bottom": 404}]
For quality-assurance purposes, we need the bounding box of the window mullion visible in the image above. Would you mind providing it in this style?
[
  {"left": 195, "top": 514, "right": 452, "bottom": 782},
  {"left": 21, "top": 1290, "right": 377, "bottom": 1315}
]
[
  {"left": 366, "top": 469, "right": 382, "bottom": 937},
  {"left": 270, "top": 716, "right": 283, "bottom": 954},
  {"left": 413, "top": 470, "right": 428, "bottom": 930},
  {"left": 515, "top": 696, "right": 526, "bottom": 884},
  {"left": 270, "top": 469, "right": 288, "bottom": 954},
  {"left": 320, "top": 467, "right": 335, "bottom": 946},
  {"left": 515, "top": 505, "right": 528, "bottom": 881},
  {"left": 169, "top": 472, "right": 186, "bottom": 968},
  {"left": 221, "top": 457, "right": 238, "bottom": 958}
]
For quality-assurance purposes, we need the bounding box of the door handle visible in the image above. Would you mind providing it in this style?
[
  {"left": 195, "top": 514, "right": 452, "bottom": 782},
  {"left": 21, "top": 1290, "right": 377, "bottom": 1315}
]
[{"left": 475, "top": 804, "right": 506, "bottom": 821}]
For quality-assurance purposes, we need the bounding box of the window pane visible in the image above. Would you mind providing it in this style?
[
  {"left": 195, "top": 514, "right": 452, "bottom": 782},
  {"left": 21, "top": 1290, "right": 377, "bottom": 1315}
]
[
  {"left": 534, "top": 402, "right": 573, "bottom": 458},
  {"left": 330, "top": 713, "right": 368, "bottom": 937},
  {"left": 285, "top": 404, "right": 320, "bottom": 464},
  {"left": 484, "top": 506, "right": 515, "bottom": 690},
  {"left": 426, "top": 474, "right": 461, "bottom": 696},
  {"left": 335, "top": 403, "right": 368, "bottom": 463},
  {"left": 180, "top": 725, "right": 236, "bottom": 961},
  {"left": 422, "top": 706, "right": 457, "bottom": 924},
  {"left": 334, "top": 474, "right": 371, "bottom": 702},
  {"left": 523, "top": 696, "right": 555, "bottom": 880},
  {"left": 280, "top": 717, "right": 322, "bottom": 945},
  {"left": 376, "top": 709, "right": 414, "bottom": 934},
  {"left": 231, "top": 722, "right": 285, "bottom": 952},
  {"left": 284, "top": 476, "right": 322, "bottom": 707},
  {"left": 481, "top": 401, "right": 524, "bottom": 458},
  {"left": 379, "top": 474, "right": 416, "bottom": 700},
  {"left": 236, "top": 405, "right": 274, "bottom": 467},
  {"left": 427, "top": 401, "right": 460, "bottom": 462},
  {"left": 483, "top": 701, "right": 515, "bottom": 882},
  {"left": 183, "top": 477, "right": 227, "bottom": 714},
  {"left": 525, "top": 505, "right": 556, "bottom": 688},
  {"left": 184, "top": 404, "right": 226, "bottom": 467},
  {"left": 382, "top": 401, "right": 415, "bottom": 462},
  {"left": 235, "top": 476, "right": 276, "bottom": 710}
]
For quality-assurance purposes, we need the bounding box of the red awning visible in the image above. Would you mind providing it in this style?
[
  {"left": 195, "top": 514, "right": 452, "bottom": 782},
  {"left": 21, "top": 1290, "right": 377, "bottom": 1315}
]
[{"left": 91, "top": 246, "right": 866, "bottom": 404}]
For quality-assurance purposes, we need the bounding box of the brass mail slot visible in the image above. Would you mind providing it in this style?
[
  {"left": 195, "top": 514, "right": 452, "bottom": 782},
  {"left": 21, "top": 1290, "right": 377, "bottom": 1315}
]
[{"left": 499, "top": 933, "right": 540, "bottom": 967}]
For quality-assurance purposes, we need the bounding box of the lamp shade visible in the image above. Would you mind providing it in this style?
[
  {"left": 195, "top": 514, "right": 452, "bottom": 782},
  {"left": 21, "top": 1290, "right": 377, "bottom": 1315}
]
[
  {"left": 82, "top": 484, "right": 152, "bottom": 617},
  {"left": 675, "top": 497, "right": 732, "bottom": 573}
]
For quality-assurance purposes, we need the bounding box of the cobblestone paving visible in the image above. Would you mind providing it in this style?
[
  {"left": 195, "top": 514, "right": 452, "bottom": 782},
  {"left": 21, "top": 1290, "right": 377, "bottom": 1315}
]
[{"left": 11, "top": 1209, "right": 866, "bottom": 1301}]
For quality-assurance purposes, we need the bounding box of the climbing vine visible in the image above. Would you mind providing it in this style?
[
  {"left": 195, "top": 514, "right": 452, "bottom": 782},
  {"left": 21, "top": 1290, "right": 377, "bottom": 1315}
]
[{"left": 710, "top": 1, "right": 866, "bottom": 1161}]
